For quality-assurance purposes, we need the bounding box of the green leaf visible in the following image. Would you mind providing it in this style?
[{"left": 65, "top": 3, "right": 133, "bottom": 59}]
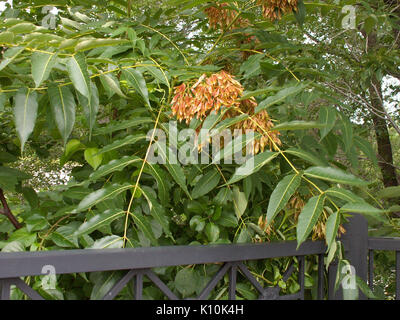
[
  {"left": 0, "top": 176, "right": 17, "bottom": 191},
  {"left": 0, "top": 46, "right": 24, "bottom": 71},
  {"left": 48, "top": 84, "right": 76, "bottom": 145},
  {"left": 232, "top": 186, "right": 247, "bottom": 219},
  {"left": 318, "top": 106, "right": 336, "bottom": 140},
  {"left": 60, "top": 139, "right": 85, "bottom": 166},
  {"left": 132, "top": 210, "right": 158, "bottom": 246},
  {"left": 8, "top": 228, "right": 36, "bottom": 247},
  {"left": 152, "top": 140, "right": 191, "bottom": 198},
  {"left": 304, "top": 166, "right": 369, "bottom": 186},
  {"left": 21, "top": 187, "right": 38, "bottom": 208},
  {"left": 325, "top": 211, "right": 340, "bottom": 249},
  {"left": 90, "top": 235, "right": 124, "bottom": 249},
  {"left": 67, "top": 53, "right": 91, "bottom": 101},
  {"left": 296, "top": 194, "right": 326, "bottom": 247},
  {"left": 13, "top": 88, "right": 38, "bottom": 152},
  {"left": 211, "top": 114, "right": 248, "bottom": 136},
  {"left": 0, "top": 31, "right": 14, "bottom": 43},
  {"left": 97, "top": 134, "right": 147, "bottom": 155},
  {"left": 0, "top": 166, "right": 32, "bottom": 180},
  {"left": 192, "top": 169, "right": 220, "bottom": 199},
  {"left": 84, "top": 148, "right": 103, "bottom": 170},
  {"left": 31, "top": 52, "right": 57, "bottom": 88},
  {"left": 227, "top": 151, "right": 278, "bottom": 185},
  {"left": 237, "top": 228, "right": 252, "bottom": 243},
  {"left": 75, "top": 209, "right": 125, "bottom": 237},
  {"left": 285, "top": 148, "right": 327, "bottom": 166},
  {"left": 99, "top": 73, "right": 127, "bottom": 98},
  {"left": 355, "top": 276, "right": 382, "bottom": 299},
  {"left": 50, "top": 231, "right": 78, "bottom": 248},
  {"left": 140, "top": 186, "right": 171, "bottom": 238},
  {"left": 25, "top": 214, "right": 48, "bottom": 232},
  {"left": 75, "top": 39, "right": 130, "bottom": 52},
  {"left": 241, "top": 87, "right": 278, "bottom": 100},
  {"left": 255, "top": 83, "right": 308, "bottom": 113},
  {"left": 90, "top": 271, "right": 123, "bottom": 300},
  {"left": 0, "top": 167, "right": 30, "bottom": 191},
  {"left": 326, "top": 240, "right": 337, "bottom": 269},
  {"left": 325, "top": 187, "right": 364, "bottom": 203},
  {"left": 201, "top": 109, "right": 228, "bottom": 132},
  {"left": 0, "top": 150, "right": 17, "bottom": 163},
  {"left": 339, "top": 114, "right": 353, "bottom": 153},
  {"left": 76, "top": 183, "right": 133, "bottom": 212},
  {"left": 205, "top": 223, "right": 220, "bottom": 242},
  {"left": 94, "top": 117, "right": 153, "bottom": 135},
  {"left": 189, "top": 215, "right": 205, "bottom": 232},
  {"left": 245, "top": 55, "right": 268, "bottom": 79},
  {"left": 2, "top": 241, "right": 24, "bottom": 252},
  {"left": 215, "top": 187, "right": 232, "bottom": 206},
  {"left": 377, "top": 186, "right": 400, "bottom": 199},
  {"left": 122, "top": 68, "right": 150, "bottom": 106},
  {"left": 175, "top": 268, "right": 197, "bottom": 298},
  {"left": 325, "top": 187, "right": 364, "bottom": 202},
  {"left": 364, "top": 15, "right": 377, "bottom": 35},
  {"left": 212, "top": 133, "right": 261, "bottom": 163},
  {"left": 267, "top": 173, "right": 302, "bottom": 224},
  {"left": 77, "top": 81, "right": 99, "bottom": 138},
  {"left": 60, "top": 16, "right": 83, "bottom": 30},
  {"left": 340, "top": 203, "right": 387, "bottom": 215},
  {"left": 294, "top": 0, "right": 306, "bottom": 26},
  {"left": 0, "top": 92, "right": 7, "bottom": 112},
  {"left": 127, "top": 29, "right": 137, "bottom": 47},
  {"left": 354, "top": 136, "right": 377, "bottom": 166},
  {"left": 8, "top": 22, "right": 36, "bottom": 33},
  {"left": 90, "top": 156, "right": 141, "bottom": 181},
  {"left": 140, "top": 163, "right": 170, "bottom": 206},
  {"left": 0, "top": 166, "right": 32, "bottom": 192},
  {"left": 59, "top": 38, "right": 80, "bottom": 50},
  {"left": 218, "top": 211, "right": 238, "bottom": 227},
  {"left": 139, "top": 64, "right": 169, "bottom": 86},
  {"left": 63, "top": 187, "right": 91, "bottom": 200},
  {"left": 271, "top": 121, "right": 326, "bottom": 131}
]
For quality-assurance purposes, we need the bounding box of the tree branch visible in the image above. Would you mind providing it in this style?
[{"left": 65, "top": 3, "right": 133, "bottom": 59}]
[{"left": 0, "top": 188, "right": 22, "bottom": 229}]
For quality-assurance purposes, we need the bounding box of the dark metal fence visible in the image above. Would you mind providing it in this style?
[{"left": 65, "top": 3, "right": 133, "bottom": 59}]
[
  {"left": 368, "top": 238, "right": 400, "bottom": 299},
  {"left": 0, "top": 213, "right": 399, "bottom": 300}
]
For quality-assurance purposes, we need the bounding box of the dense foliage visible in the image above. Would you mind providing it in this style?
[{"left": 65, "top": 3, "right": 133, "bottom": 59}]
[{"left": 0, "top": 0, "right": 399, "bottom": 299}]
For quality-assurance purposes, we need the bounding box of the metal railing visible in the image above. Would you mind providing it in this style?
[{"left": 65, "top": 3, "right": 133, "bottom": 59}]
[
  {"left": 0, "top": 213, "right": 399, "bottom": 300},
  {"left": 368, "top": 237, "right": 400, "bottom": 299},
  {"left": 0, "top": 241, "right": 326, "bottom": 300}
]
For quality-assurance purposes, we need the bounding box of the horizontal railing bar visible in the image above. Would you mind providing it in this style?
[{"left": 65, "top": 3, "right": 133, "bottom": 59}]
[
  {"left": 368, "top": 237, "right": 400, "bottom": 251},
  {"left": 0, "top": 241, "right": 325, "bottom": 279}
]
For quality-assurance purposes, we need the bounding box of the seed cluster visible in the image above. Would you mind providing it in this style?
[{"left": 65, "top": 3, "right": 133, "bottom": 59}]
[
  {"left": 232, "top": 98, "right": 281, "bottom": 154},
  {"left": 204, "top": 0, "right": 299, "bottom": 29},
  {"left": 171, "top": 71, "right": 281, "bottom": 154},
  {"left": 312, "top": 220, "right": 346, "bottom": 241},
  {"left": 171, "top": 71, "right": 243, "bottom": 124},
  {"left": 258, "top": 215, "right": 272, "bottom": 236},
  {"left": 204, "top": 3, "right": 249, "bottom": 31},
  {"left": 288, "top": 193, "right": 306, "bottom": 221},
  {"left": 258, "top": 0, "right": 299, "bottom": 21}
]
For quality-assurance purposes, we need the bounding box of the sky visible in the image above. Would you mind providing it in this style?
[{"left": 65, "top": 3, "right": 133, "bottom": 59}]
[{"left": 0, "top": 0, "right": 11, "bottom": 11}]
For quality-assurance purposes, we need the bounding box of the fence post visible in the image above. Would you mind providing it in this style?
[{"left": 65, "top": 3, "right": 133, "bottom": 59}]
[{"left": 328, "top": 213, "right": 368, "bottom": 300}]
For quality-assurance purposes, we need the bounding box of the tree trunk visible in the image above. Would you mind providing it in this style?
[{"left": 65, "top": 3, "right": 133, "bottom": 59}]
[
  {"left": 367, "top": 32, "right": 399, "bottom": 188},
  {"left": 369, "top": 79, "right": 399, "bottom": 187}
]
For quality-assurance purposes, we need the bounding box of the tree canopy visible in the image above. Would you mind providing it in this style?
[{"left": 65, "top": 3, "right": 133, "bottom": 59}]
[{"left": 0, "top": 0, "right": 399, "bottom": 299}]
